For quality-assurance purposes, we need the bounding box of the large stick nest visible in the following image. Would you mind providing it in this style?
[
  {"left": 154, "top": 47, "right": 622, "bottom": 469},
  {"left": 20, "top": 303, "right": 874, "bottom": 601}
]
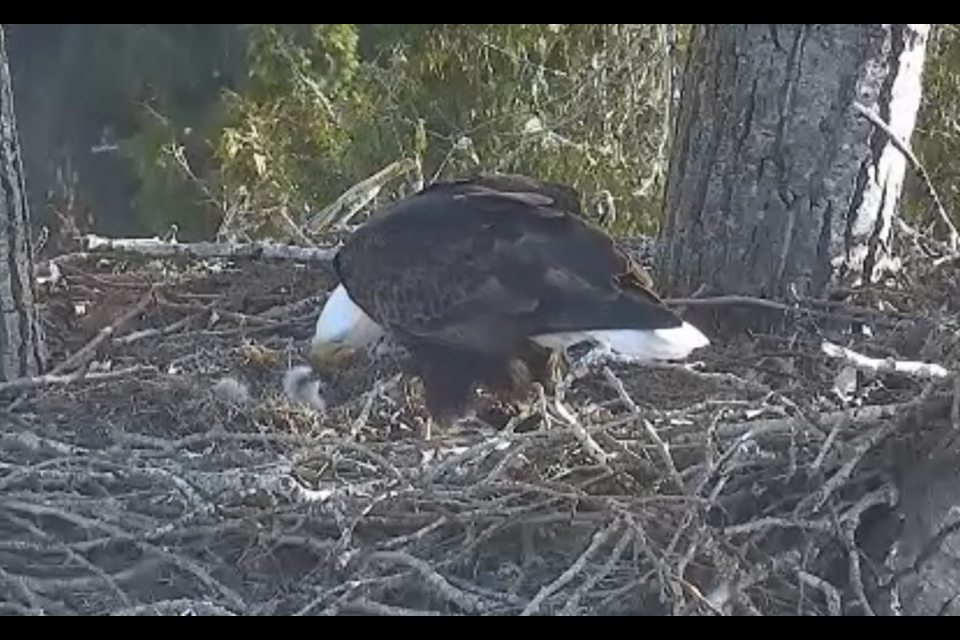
[{"left": 1, "top": 228, "right": 958, "bottom": 616}]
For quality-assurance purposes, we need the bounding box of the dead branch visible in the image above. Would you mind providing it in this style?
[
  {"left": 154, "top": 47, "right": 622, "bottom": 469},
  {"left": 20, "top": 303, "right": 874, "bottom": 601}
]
[
  {"left": 114, "top": 313, "right": 199, "bottom": 345},
  {"left": 0, "top": 565, "right": 43, "bottom": 613},
  {"left": 158, "top": 298, "right": 279, "bottom": 327},
  {"left": 822, "top": 340, "right": 953, "bottom": 380},
  {"left": 0, "top": 365, "right": 157, "bottom": 396},
  {"left": 307, "top": 158, "right": 419, "bottom": 232},
  {"left": 365, "top": 550, "right": 488, "bottom": 614},
  {"left": 557, "top": 525, "right": 634, "bottom": 615},
  {"left": 602, "top": 366, "right": 683, "bottom": 491},
  {"left": 800, "top": 420, "right": 897, "bottom": 515},
  {"left": 665, "top": 294, "right": 902, "bottom": 327},
  {"left": 852, "top": 101, "right": 960, "bottom": 252},
  {"left": 521, "top": 517, "right": 623, "bottom": 616},
  {"left": 258, "top": 294, "right": 323, "bottom": 320},
  {"left": 340, "top": 597, "right": 447, "bottom": 616},
  {"left": 552, "top": 396, "right": 610, "bottom": 467},
  {"left": 797, "top": 571, "right": 842, "bottom": 617},
  {"left": 722, "top": 516, "right": 834, "bottom": 537},
  {"left": 80, "top": 235, "right": 337, "bottom": 262},
  {"left": 713, "top": 402, "right": 907, "bottom": 440},
  {"left": 56, "top": 286, "right": 159, "bottom": 376},
  {"left": 109, "top": 599, "right": 238, "bottom": 616}
]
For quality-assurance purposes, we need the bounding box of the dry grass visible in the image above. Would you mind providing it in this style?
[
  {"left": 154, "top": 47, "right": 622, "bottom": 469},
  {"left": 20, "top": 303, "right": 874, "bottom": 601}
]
[{"left": 0, "top": 228, "right": 958, "bottom": 616}]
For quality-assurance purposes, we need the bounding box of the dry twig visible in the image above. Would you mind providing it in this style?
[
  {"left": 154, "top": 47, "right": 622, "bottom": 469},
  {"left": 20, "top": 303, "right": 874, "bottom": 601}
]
[
  {"left": 365, "top": 551, "right": 488, "bottom": 614},
  {"left": 55, "top": 286, "right": 159, "bottom": 376},
  {"left": 0, "top": 365, "right": 157, "bottom": 396},
  {"left": 822, "top": 340, "right": 952, "bottom": 380},
  {"left": 519, "top": 517, "right": 623, "bottom": 616}
]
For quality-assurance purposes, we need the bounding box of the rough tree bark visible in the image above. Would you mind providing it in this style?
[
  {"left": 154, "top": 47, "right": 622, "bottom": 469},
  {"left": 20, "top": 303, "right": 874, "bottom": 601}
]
[
  {"left": 892, "top": 445, "right": 960, "bottom": 616},
  {"left": 657, "top": 24, "right": 960, "bottom": 617},
  {"left": 657, "top": 24, "right": 930, "bottom": 300},
  {"left": 0, "top": 25, "right": 45, "bottom": 380}
]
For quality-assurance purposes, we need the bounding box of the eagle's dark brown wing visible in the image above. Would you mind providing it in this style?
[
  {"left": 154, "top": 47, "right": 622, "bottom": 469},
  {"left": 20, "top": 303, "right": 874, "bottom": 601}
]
[
  {"left": 333, "top": 176, "right": 680, "bottom": 357},
  {"left": 452, "top": 172, "right": 584, "bottom": 215}
]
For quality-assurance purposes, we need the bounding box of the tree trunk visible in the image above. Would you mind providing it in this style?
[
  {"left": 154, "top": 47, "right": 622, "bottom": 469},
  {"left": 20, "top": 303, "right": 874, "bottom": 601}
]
[
  {"left": 0, "top": 25, "right": 45, "bottom": 380},
  {"left": 891, "top": 445, "right": 960, "bottom": 616},
  {"left": 657, "top": 24, "right": 930, "bottom": 300},
  {"left": 657, "top": 24, "right": 960, "bottom": 617}
]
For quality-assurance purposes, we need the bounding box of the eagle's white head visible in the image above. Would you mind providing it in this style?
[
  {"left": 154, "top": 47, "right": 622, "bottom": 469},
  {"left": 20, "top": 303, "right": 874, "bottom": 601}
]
[{"left": 310, "top": 284, "right": 385, "bottom": 369}]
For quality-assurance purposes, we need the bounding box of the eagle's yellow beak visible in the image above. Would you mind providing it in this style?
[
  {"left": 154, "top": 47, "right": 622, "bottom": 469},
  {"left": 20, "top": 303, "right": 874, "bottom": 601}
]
[{"left": 309, "top": 338, "right": 356, "bottom": 370}]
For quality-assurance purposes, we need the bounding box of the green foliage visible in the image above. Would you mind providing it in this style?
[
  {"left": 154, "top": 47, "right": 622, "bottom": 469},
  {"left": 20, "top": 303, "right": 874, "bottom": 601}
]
[
  {"left": 211, "top": 24, "right": 364, "bottom": 240},
  {"left": 211, "top": 24, "right": 683, "bottom": 239},
  {"left": 208, "top": 23, "right": 960, "bottom": 242},
  {"left": 113, "top": 25, "right": 246, "bottom": 238},
  {"left": 8, "top": 24, "right": 244, "bottom": 239},
  {"left": 12, "top": 24, "right": 959, "bottom": 244},
  {"left": 910, "top": 24, "right": 960, "bottom": 228}
]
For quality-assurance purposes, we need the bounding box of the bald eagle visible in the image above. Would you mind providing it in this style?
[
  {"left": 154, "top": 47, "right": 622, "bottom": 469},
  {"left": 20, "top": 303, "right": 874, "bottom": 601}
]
[{"left": 309, "top": 174, "right": 709, "bottom": 427}]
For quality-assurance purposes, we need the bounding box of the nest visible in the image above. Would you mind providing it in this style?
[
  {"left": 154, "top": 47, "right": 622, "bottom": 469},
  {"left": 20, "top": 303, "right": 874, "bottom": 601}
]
[{"left": 0, "top": 230, "right": 958, "bottom": 616}]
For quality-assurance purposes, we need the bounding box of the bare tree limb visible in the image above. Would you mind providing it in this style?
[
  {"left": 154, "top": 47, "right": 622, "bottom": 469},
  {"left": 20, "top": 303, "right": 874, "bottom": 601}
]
[
  {"left": 79, "top": 235, "right": 338, "bottom": 262},
  {"left": 307, "top": 158, "right": 420, "bottom": 232},
  {"left": 366, "top": 551, "right": 488, "bottom": 614},
  {"left": 852, "top": 101, "right": 959, "bottom": 252},
  {"left": 822, "top": 340, "right": 952, "bottom": 380},
  {"left": 521, "top": 518, "right": 623, "bottom": 616},
  {"left": 0, "top": 365, "right": 157, "bottom": 396}
]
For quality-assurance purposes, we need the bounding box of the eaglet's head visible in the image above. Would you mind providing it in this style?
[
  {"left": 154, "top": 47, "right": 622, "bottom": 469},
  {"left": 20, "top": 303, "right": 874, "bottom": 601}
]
[{"left": 309, "top": 284, "right": 385, "bottom": 370}]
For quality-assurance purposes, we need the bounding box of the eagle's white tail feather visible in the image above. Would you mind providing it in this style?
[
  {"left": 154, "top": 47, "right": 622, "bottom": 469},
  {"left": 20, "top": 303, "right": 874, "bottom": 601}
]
[
  {"left": 534, "top": 322, "right": 710, "bottom": 361},
  {"left": 586, "top": 323, "right": 710, "bottom": 360}
]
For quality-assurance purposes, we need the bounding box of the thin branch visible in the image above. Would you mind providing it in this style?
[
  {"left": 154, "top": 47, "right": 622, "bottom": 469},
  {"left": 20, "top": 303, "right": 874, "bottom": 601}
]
[
  {"left": 665, "top": 294, "right": 902, "bottom": 327},
  {"left": 603, "top": 366, "right": 683, "bottom": 491},
  {"left": 54, "top": 286, "right": 159, "bottom": 376},
  {"left": 852, "top": 101, "right": 959, "bottom": 252},
  {"left": 109, "top": 599, "right": 238, "bottom": 616},
  {"left": 822, "top": 340, "right": 953, "bottom": 380},
  {"left": 797, "top": 571, "right": 842, "bottom": 617},
  {"left": 307, "top": 158, "right": 419, "bottom": 233},
  {"left": 558, "top": 525, "right": 634, "bottom": 616},
  {"left": 521, "top": 518, "right": 623, "bottom": 616},
  {"left": 0, "top": 365, "right": 157, "bottom": 396},
  {"left": 340, "top": 597, "right": 447, "bottom": 616},
  {"left": 365, "top": 551, "right": 488, "bottom": 614}
]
